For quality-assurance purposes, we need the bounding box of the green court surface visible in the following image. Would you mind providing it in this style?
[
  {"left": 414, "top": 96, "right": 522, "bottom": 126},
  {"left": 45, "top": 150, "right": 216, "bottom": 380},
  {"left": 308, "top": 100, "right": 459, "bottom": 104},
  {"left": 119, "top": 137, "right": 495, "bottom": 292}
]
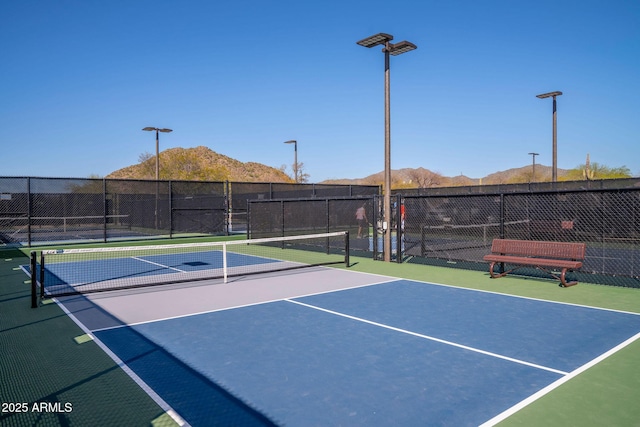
[
  {"left": 0, "top": 248, "right": 177, "bottom": 427},
  {"left": 2, "top": 239, "right": 640, "bottom": 426}
]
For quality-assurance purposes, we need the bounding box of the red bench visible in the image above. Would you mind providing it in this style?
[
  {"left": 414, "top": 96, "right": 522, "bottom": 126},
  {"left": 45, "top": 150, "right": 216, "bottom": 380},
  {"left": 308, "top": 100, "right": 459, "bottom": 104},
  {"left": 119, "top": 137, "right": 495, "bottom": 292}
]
[{"left": 483, "top": 239, "right": 586, "bottom": 287}]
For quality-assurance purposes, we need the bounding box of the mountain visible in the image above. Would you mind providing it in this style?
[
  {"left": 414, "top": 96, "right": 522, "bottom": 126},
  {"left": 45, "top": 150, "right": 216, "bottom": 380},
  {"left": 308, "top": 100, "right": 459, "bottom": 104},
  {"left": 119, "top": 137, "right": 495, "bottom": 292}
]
[
  {"left": 482, "top": 165, "right": 563, "bottom": 184},
  {"left": 321, "top": 165, "right": 568, "bottom": 187},
  {"left": 107, "top": 146, "right": 292, "bottom": 182},
  {"left": 105, "top": 145, "right": 568, "bottom": 187}
]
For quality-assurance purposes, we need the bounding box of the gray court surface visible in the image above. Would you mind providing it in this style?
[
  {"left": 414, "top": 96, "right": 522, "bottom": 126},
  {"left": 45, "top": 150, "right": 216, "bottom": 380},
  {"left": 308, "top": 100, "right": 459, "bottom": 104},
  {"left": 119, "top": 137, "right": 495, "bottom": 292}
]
[{"left": 58, "top": 266, "right": 389, "bottom": 330}]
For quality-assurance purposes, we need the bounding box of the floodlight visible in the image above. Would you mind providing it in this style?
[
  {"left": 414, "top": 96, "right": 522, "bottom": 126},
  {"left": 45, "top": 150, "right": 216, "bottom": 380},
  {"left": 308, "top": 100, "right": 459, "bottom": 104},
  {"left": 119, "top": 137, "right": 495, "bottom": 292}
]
[
  {"left": 143, "top": 127, "right": 173, "bottom": 133},
  {"left": 536, "top": 91, "right": 562, "bottom": 99},
  {"left": 388, "top": 41, "right": 417, "bottom": 56},
  {"left": 356, "top": 33, "right": 394, "bottom": 48}
]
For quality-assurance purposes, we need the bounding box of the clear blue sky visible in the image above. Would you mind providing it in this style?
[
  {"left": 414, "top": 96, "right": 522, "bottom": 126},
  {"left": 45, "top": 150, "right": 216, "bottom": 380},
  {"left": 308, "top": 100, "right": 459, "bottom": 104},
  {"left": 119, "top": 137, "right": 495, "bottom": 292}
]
[{"left": 2, "top": 1, "right": 639, "bottom": 182}]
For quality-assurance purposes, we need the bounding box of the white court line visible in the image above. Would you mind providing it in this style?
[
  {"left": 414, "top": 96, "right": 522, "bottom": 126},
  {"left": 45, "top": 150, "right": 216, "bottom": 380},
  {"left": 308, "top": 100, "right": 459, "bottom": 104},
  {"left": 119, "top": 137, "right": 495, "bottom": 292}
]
[
  {"left": 479, "top": 331, "right": 640, "bottom": 426},
  {"left": 50, "top": 297, "right": 190, "bottom": 427},
  {"left": 132, "top": 256, "right": 186, "bottom": 273},
  {"left": 90, "top": 274, "right": 399, "bottom": 333},
  {"left": 337, "top": 270, "right": 640, "bottom": 317},
  {"left": 286, "top": 299, "right": 569, "bottom": 376}
]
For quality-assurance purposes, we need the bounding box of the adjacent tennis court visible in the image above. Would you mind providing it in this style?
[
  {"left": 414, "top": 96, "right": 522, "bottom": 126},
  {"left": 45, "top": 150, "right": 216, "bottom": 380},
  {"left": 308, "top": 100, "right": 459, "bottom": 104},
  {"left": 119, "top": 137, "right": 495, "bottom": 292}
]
[{"left": 23, "top": 235, "right": 640, "bottom": 426}]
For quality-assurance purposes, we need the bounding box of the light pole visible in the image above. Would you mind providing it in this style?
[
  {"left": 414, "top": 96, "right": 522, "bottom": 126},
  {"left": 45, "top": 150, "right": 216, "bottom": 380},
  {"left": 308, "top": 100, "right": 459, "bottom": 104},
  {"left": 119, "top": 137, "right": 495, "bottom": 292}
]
[
  {"left": 142, "top": 127, "right": 173, "bottom": 180},
  {"left": 142, "top": 127, "right": 172, "bottom": 229},
  {"left": 528, "top": 152, "right": 539, "bottom": 182},
  {"left": 357, "top": 32, "right": 416, "bottom": 262},
  {"left": 536, "top": 91, "right": 562, "bottom": 182},
  {"left": 283, "top": 140, "right": 298, "bottom": 183}
]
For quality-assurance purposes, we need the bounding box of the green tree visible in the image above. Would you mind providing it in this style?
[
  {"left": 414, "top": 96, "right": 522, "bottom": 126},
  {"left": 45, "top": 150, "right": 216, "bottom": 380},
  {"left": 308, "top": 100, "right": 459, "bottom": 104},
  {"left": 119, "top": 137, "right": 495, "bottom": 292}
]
[{"left": 563, "top": 162, "right": 632, "bottom": 181}]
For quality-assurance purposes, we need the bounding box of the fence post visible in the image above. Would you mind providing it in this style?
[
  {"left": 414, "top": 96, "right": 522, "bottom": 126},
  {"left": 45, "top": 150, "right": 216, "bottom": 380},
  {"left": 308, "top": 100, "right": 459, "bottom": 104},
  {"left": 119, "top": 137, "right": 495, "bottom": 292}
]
[
  {"left": 499, "top": 193, "right": 505, "bottom": 239},
  {"left": 281, "top": 200, "right": 285, "bottom": 238},
  {"left": 168, "top": 181, "right": 173, "bottom": 238},
  {"left": 27, "top": 177, "right": 32, "bottom": 247},
  {"left": 326, "top": 199, "right": 330, "bottom": 234},
  {"left": 372, "top": 196, "right": 380, "bottom": 260},
  {"left": 396, "top": 194, "right": 403, "bottom": 263},
  {"left": 246, "top": 199, "right": 251, "bottom": 239},
  {"left": 281, "top": 200, "right": 285, "bottom": 248},
  {"left": 103, "top": 178, "right": 108, "bottom": 243},
  {"left": 225, "top": 181, "right": 230, "bottom": 235}
]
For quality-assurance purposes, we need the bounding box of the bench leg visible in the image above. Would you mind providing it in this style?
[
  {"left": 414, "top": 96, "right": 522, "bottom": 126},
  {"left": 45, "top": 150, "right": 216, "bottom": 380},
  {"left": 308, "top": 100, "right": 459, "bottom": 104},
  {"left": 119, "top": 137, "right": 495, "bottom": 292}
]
[
  {"left": 488, "top": 262, "right": 508, "bottom": 279},
  {"left": 559, "top": 268, "right": 578, "bottom": 287},
  {"left": 490, "top": 263, "right": 579, "bottom": 287}
]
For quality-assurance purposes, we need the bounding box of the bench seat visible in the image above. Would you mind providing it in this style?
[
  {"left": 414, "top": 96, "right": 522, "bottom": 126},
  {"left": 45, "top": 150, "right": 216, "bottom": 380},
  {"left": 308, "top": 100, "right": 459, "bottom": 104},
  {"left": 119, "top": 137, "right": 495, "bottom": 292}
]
[{"left": 483, "top": 239, "right": 585, "bottom": 287}]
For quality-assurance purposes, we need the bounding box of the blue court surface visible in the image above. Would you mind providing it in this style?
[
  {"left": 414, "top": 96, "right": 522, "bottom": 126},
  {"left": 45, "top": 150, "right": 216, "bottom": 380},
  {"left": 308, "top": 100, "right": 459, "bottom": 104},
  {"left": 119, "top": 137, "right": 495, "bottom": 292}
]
[
  {"left": 43, "top": 250, "right": 278, "bottom": 288},
  {"left": 50, "top": 264, "right": 640, "bottom": 427}
]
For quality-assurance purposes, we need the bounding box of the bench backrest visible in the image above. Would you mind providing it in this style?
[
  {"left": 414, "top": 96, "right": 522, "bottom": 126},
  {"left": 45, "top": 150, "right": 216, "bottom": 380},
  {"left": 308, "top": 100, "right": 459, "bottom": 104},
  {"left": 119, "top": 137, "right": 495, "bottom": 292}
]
[{"left": 491, "top": 239, "right": 586, "bottom": 260}]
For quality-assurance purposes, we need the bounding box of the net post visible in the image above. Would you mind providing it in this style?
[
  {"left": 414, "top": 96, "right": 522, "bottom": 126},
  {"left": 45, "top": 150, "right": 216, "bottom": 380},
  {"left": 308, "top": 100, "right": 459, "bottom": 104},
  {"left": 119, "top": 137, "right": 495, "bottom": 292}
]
[
  {"left": 30, "top": 251, "right": 37, "bottom": 308},
  {"left": 40, "top": 252, "right": 45, "bottom": 300},
  {"left": 344, "top": 231, "right": 350, "bottom": 267},
  {"left": 223, "top": 242, "right": 228, "bottom": 283}
]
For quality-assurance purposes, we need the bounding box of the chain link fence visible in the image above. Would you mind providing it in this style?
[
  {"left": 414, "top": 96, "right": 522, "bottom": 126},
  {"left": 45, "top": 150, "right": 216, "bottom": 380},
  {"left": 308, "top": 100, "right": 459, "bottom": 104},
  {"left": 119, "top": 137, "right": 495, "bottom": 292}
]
[
  {"left": 402, "top": 183, "right": 640, "bottom": 288},
  {"left": 5, "top": 175, "right": 638, "bottom": 287},
  {"left": 0, "top": 177, "right": 379, "bottom": 247},
  {"left": 247, "top": 180, "right": 640, "bottom": 288},
  {"left": 396, "top": 177, "right": 640, "bottom": 196},
  {"left": 229, "top": 182, "right": 379, "bottom": 233},
  {"left": 248, "top": 197, "right": 377, "bottom": 257}
]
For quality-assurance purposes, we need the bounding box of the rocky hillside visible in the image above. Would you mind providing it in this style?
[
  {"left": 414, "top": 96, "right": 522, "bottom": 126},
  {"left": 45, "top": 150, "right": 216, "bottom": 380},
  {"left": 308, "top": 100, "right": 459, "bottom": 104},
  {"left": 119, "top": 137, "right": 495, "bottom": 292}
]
[
  {"left": 321, "top": 165, "right": 568, "bottom": 187},
  {"left": 107, "top": 146, "right": 292, "bottom": 182},
  {"left": 106, "top": 145, "right": 569, "bottom": 187}
]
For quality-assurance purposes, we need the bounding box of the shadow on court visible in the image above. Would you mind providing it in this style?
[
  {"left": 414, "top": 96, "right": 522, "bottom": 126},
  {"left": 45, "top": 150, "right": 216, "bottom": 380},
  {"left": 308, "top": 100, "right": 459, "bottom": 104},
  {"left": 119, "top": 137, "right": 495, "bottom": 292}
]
[{"left": 58, "top": 292, "right": 280, "bottom": 426}]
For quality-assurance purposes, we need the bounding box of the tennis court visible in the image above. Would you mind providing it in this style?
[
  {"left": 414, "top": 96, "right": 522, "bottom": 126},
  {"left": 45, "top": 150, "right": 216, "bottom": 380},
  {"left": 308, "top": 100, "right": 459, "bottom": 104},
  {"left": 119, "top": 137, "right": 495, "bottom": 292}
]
[{"left": 21, "top": 234, "right": 640, "bottom": 426}]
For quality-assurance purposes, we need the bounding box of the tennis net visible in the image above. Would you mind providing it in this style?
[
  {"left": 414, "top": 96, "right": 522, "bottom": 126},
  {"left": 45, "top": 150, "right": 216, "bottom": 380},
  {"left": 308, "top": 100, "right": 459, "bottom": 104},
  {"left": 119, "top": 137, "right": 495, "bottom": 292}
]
[{"left": 36, "top": 231, "right": 349, "bottom": 298}]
